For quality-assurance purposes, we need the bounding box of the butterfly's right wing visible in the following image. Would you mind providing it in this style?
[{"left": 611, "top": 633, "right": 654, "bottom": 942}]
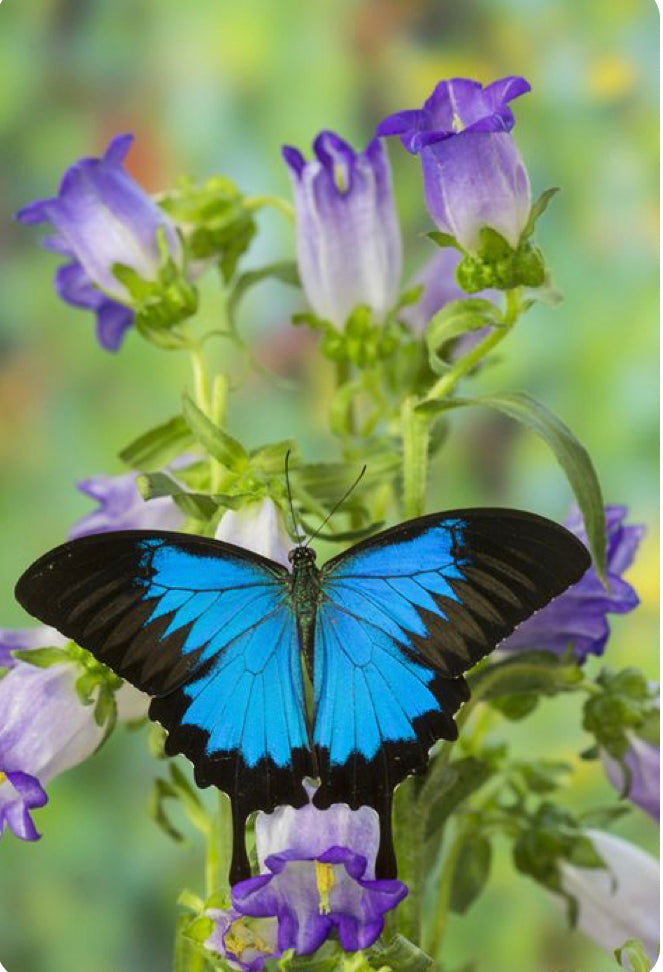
[{"left": 15, "top": 530, "right": 314, "bottom": 881}]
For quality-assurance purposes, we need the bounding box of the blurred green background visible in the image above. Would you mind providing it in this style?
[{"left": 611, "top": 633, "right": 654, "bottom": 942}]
[{"left": 0, "top": 1, "right": 658, "bottom": 971}]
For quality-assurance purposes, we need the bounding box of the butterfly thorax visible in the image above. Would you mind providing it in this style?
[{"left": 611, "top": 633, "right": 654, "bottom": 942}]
[{"left": 288, "top": 546, "right": 322, "bottom": 676}]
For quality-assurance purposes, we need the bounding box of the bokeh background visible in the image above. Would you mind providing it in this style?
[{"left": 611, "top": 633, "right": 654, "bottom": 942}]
[{"left": 0, "top": 1, "right": 658, "bottom": 971}]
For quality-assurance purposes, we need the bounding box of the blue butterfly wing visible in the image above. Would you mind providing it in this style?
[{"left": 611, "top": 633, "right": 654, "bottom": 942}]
[
  {"left": 314, "top": 508, "right": 590, "bottom": 876},
  {"left": 15, "top": 530, "right": 314, "bottom": 881}
]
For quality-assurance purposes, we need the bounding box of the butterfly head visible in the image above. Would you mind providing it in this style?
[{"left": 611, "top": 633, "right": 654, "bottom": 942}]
[{"left": 288, "top": 546, "right": 317, "bottom": 566}]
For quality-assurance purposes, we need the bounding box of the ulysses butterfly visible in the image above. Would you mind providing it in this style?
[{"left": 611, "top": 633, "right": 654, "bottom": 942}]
[{"left": 15, "top": 506, "right": 590, "bottom": 882}]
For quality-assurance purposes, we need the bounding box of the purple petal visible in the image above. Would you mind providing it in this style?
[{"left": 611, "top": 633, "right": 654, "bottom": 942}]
[
  {"left": 95, "top": 299, "right": 134, "bottom": 351},
  {"left": 602, "top": 737, "right": 660, "bottom": 821},
  {"left": 0, "top": 626, "right": 66, "bottom": 669},
  {"left": 70, "top": 471, "right": 184, "bottom": 537},
  {"left": 0, "top": 771, "right": 48, "bottom": 841},
  {"left": 55, "top": 261, "right": 105, "bottom": 310},
  {"left": 103, "top": 132, "right": 134, "bottom": 166}
]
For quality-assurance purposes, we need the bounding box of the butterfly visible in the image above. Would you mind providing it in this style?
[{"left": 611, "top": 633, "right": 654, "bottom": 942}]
[{"left": 15, "top": 508, "right": 589, "bottom": 882}]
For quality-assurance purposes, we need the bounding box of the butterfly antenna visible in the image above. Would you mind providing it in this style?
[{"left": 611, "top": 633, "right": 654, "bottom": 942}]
[
  {"left": 305, "top": 465, "right": 367, "bottom": 547},
  {"left": 285, "top": 450, "right": 304, "bottom": 546}
]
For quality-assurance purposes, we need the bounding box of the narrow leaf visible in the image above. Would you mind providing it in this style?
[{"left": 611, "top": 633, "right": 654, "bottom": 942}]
[
  {"left": 449, "top": 835, "right": 492, "bottom": 914},
  {"left": 367, "top": 934, "right": 436, "bottom": 972},
  {"left": 227, "top": 261, "right": 299, "bottom": 324},
  {"left": 119, "top": 415, "right": 195, "bottom": 472},
  {"left": 182, "top": 393, "right": 247, "bottom": 470},
  {"left": 437, "top": 392, "right": 606, "bottom": 577},
  {"left": 521, "top": 187, "right": 560, "bottom": 240}
]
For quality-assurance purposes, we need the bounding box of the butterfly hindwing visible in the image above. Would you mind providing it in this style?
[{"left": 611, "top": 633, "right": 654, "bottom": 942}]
[
  {"left": 312, "top": 509, "right": 590, "bottom": 876},
  {"left": 15, "top": 530, "right": 314, "bottom": 881}
]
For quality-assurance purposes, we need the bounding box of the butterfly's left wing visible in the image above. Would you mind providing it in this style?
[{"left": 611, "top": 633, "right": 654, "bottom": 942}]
[
  {"left": 313, "top": 508, "right": 590, "bottom": 877},
  {"left": 15, "top": 530, "right": 314, "bottom": 882}
]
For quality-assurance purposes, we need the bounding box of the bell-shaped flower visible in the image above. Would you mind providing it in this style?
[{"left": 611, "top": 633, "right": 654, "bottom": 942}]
[
  {"left": 602, "top": 732, "right": 659, "bottom": 821},
  {"left": 215, "top": 498, "right": 291, "bottom": 569},
  {"left": 16, "top": 133, "right": 183, "bottom": 350},
  {"left": 556, "top": 829, "right": 659, "bottom": 966},
  {"left": 282, "top": 131, "right": 402, "bottom": 328},
  {"left": 69, "top": 470, "right": 184, "bottom": 539},
  {"left": 0, "top": 624, "right": 148, "bottom": 839},
  {"left": 378, "top": 77, "right": 531, "bottom": 254},
  {"left": 0, "top": 628, "right": 103, "bottom": 841},
  {"left": 500, "top": 505, "right": 644, "bottom": 661},
  {"left": 228, "top": 787, "right": 407, "bottom": 963},
  {"left": 205, "top": 908, "right": 281, "bottom": 971}
]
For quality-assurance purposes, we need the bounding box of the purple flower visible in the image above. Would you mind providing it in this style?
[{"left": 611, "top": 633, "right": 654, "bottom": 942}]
[
  {"left": 283, "top": 132, "right": 402, "bottom": 328},
  {"left": 226, "top": 787, "right": 407, "bottom": 964},
  {"left": 69, "top": 471, "right": 184, "bottom": 539},
  {"left": 500, "top": 505, "right": 644, "bottom": 662},
  {"left": 378, "top": 77, "right": 531, "bottom": 253},
  {"left": 16, "top": 134, "right": 183, "bottom": 350},
  {"left": 205, "top": 909, "right": 281, "bottom": 971},
  {"left": 602, "top": 733, "right": 659, "bottom": 821},
  {"left": 0, "top": 628, "right": 104, "bottom": 841}
]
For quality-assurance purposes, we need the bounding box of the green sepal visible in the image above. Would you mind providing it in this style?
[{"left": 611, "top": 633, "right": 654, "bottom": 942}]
[
  {"left": 394, "top": 283, "right": 425, "bottom": 310},
  {"left": 427, "top": 230, "right": 464, "bottom": 252},
  {"left": 366, "top": 934, "right": 437, "bottom": 972},
  {"left": 614, "top": 939, "right": 652, "bottom": 972},
  {"left": 489, "top": 693, "right": 539, "bottom": 720},
  {"left": 112, "top": 256, "right": 198, "bottom": 343},
  {"left": 520, "top": 187, "right": 560, "bottom": 241},
  {"left": 182, "top": 393, "right": 248, "bottom": 470},
  {"left": 455, "top": 227, "right": 546, "bottom": 293},
  {"left": 416, "top": 391, "right": 607, "bottom": 579},
  {"left": 578, "top": 804, "right": 631, "bottom": 828},
  {"left": 147, "top": 723, "right": 169, "bottom": 760},
  {"left": 0, "top": 667, "right": 9, "bottom": 681},
  {"left": 11, "top": 646, "right": 70, "bottom": 668},
  {"left": 250, "top": 440, "right": 301, "bottom": 476},
  {"left": 118, "top": 415, "right": 195, "bottom": 471},
  {"left": 449, "top": 834, "right": 492, "bottom": 915}
]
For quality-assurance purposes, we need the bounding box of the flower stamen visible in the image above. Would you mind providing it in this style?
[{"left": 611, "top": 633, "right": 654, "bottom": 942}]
[
  {"left": 225, "top": 918, "right": 273, "bottom": 958},
  {"left": 315, "top": 860, "right": 335, "bottom": 914}
]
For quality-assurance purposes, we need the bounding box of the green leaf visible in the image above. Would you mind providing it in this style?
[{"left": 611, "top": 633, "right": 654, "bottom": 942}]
[
  {"left": 614, "top": 939, "right": 652, "bottom": 972},
  {"left": 182, "top": 393, "right": 248, "bottom": 470},
  {"left": 227, "top": 261, "right": 300, "bottom": 325},
  {"left": 367, "top": 934, "right": 436, "bottom": 972},
  {"left": 434, "top": 392, "right": 606, "bottom": 577},
  {"left": 469, "top": 650, "right": 584, "bottom": 700},
  {"left": 449, "top": 834, "right": 492, "bottom": 914},
  {"left": 136, "top": 472, "right": 218, "bottom": 520},
  {"left": 521, "top": 187, "right": 560, "bottom": 241},
  {"left": 424, "top": 757, "right": 493, "bottom": 839},
  {"left": 578, "top": 805, "right": 631, "bottom": 828},
  {"left": 251, "top": 440, "right": 301, "bottom": 475},
  {"left": 118, "top": 415, "right": 195, "bottom": 471},
  {"left": 149, "top": 777, "right": 185, "bottom": 843}
]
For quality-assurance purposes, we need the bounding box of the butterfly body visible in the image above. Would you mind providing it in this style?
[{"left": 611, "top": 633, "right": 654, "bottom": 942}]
[{"left": 15, "top": 508, "right": 591, "bottom": 883}]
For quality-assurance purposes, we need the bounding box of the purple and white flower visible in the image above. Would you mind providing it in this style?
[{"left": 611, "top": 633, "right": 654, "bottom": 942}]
[
  {"left": 0, "top": 627, "right": 103, "bottom": 841},
  {"left": 602, "top": 733, "right": 659, "bottom": 821},
  {"left": 556, "top": 829, "right": 659, "bottom": 965},
  {"left": 205, "top": 908, "right": 281, "bottom": 971},
  {"left": 378, "top": 77, "right": 531, "bottom": 254},
  {"left": 16, "top": 134, "right": 183, "bottom": 350},
  {"left": 500, "top": 505, "right": 644, "bottom": 661},
  {"left": 283, "top": 131, "right": 402, "bottom": 328},
  {"left": 215, "top": 498, "right": 291, "bottom": 569},
  {"left": 69, "top": 471, "right": 184, "bottom": 539},
  {"left": 225, "top": 787, "right": 407, "bottom": 963}
]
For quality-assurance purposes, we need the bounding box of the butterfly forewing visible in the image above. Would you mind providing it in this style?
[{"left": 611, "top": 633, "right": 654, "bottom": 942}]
[{"left": 15, "top": 530, "right": 314, "bottom": 882}]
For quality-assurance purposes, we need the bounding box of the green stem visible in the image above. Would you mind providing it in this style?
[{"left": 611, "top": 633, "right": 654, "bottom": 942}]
[
  {"left": 425, "top": 287, "right": 522, "bottom": 404},
  {"left": 243, "top": 194, "right": 294, "bottom": 221},
  {"left": 205, "top": 792, "right": 232, "bottom": 899},
  {"left": 190, "top": 345, "right": 211, "bottom": 414},
  {"left": 424, "top": 821, "right": 471, "bottom": 957},
  {"left": 401, "top": 395, "right": 430, "bottom": 518}
]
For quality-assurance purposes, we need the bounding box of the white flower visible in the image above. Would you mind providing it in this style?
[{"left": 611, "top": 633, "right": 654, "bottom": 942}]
[{"left": 215, "top": 498, "right": 291, "bottom": 568}]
